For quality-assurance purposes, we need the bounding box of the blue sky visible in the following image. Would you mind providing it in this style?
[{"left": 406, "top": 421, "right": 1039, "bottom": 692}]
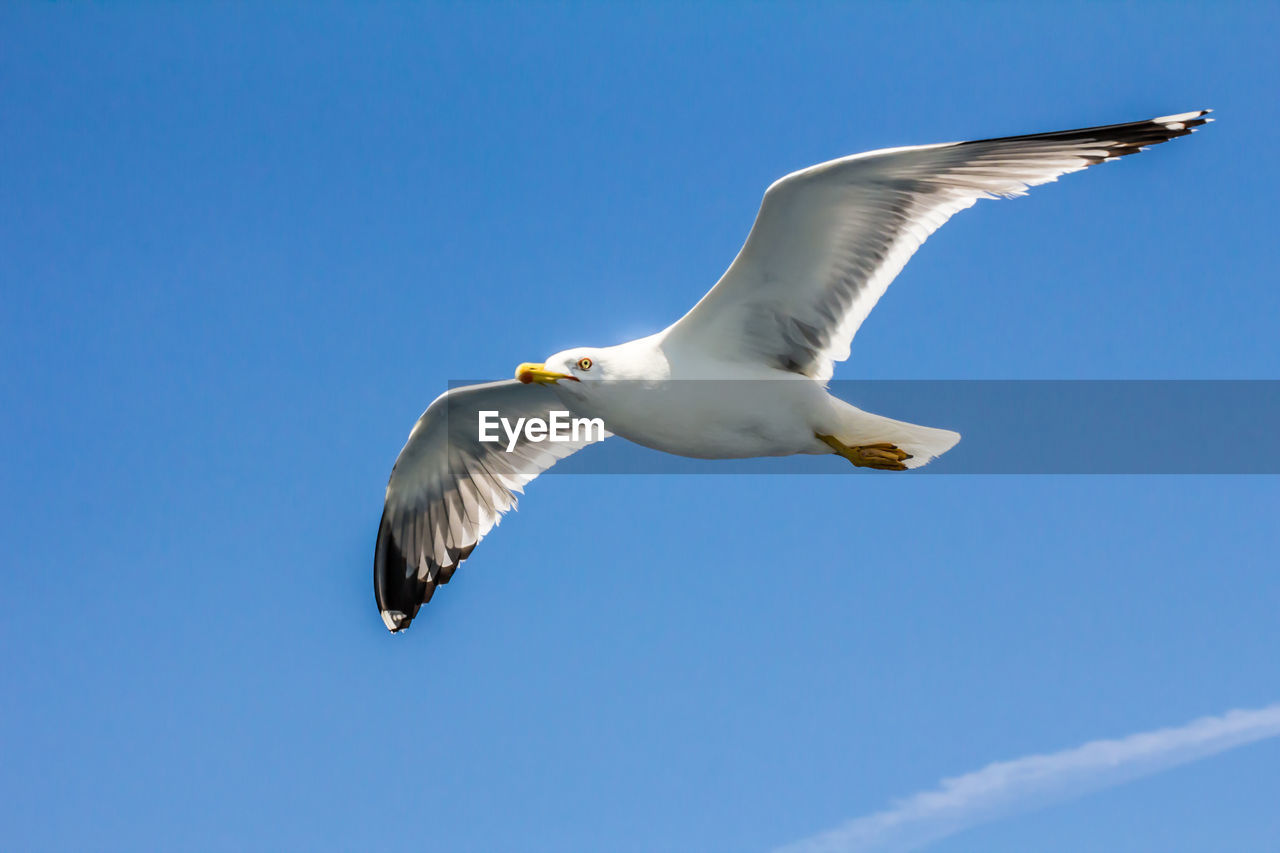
[{"left": 2, "top": 3, "right": 1278, "bottom": 851}]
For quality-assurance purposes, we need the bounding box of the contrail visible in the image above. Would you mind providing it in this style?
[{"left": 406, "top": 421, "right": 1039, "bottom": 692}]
[{"left": 774, "top": 702, "right": 1280, "bottom": 853}]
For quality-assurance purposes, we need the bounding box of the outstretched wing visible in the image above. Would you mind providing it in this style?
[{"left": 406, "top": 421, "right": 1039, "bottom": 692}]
[
  {"left": 374, "top": 380, "right": 606, "bottom": 632},
  {"left": 664, "top": 111, "right": 1210, "bottom": 381}
]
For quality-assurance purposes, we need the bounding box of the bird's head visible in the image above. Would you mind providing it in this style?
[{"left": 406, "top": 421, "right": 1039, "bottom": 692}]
[{"left": 515, "top": 348, "right": 606, "bottom": 387}]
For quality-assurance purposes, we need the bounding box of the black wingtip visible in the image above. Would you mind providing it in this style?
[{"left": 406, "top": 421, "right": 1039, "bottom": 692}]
[
  {"left": 372, "top": 510, "right": 478, "bottom": 633},
  {"left": 963, "top": 109, "right": 1213, "bottom": 164},
  {"left": 373, "top": 510, "right": 433, "bottom": 633}
]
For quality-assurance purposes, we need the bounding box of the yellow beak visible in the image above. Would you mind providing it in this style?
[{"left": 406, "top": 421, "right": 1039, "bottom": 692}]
[{"left": 515, "top": 362, "right": 575, "bottom": 385}]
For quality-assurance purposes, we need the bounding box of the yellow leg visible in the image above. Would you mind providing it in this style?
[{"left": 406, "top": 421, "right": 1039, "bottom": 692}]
[{"left": 816, "top": 433, "right": 913, "bottom": 471}]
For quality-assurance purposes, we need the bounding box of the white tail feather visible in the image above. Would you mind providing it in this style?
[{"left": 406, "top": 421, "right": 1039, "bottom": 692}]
[{"left": 829, "top": 401, "right": 961, "bottom": 469}]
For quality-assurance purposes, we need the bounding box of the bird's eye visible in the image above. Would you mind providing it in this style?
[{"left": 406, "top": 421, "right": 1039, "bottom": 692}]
[{"left": 576, "top": 357, "right": 593, "bottom": 371}]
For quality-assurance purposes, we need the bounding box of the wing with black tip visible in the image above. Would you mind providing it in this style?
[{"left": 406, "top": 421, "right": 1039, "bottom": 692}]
[{"left": 375, "top": 380, "right": 606, "bottom": 632}]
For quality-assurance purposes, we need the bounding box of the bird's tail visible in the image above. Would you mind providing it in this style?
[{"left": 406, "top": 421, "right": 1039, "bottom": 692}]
[{"left": 827, "top": 399, "right": 961, "bottom": 469}]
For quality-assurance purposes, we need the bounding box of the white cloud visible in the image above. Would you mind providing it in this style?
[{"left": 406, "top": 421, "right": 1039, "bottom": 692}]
[{"left": 774, "top": 702, "right": 1280, "bottom": 853}]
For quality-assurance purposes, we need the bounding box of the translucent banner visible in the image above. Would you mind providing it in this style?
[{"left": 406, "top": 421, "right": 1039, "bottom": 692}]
[{"left": 442, "top": 380, "right": 1280, "bottom": 474}]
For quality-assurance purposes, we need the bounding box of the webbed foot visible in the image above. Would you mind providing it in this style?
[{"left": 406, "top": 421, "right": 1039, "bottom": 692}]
[{"left": 815, "top": 434, "right": 913, "bottom": 471}]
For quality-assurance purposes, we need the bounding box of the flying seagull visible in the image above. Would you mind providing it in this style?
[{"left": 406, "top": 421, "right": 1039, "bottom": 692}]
[{"left": 374, "top": 110, "right": 1210, "bottom": 632}]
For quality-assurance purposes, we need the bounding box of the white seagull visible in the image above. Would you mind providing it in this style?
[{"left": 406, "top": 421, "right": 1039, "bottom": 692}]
[{"left": 375, "top": 110, "right": 1210, "bottom": 631}]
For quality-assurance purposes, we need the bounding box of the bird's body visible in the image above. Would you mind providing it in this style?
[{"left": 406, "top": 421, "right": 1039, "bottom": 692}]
[
  {"left": 374, "top": 110, "right": 1211, "bottom": 631},
  {"left": 549, "top": 336, "right": 831, "bottom": 459}
]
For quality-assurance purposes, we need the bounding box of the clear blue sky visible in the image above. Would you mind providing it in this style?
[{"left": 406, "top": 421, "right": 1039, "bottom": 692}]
[{"left": 2, "top": 3, "right": 1277, "bottom": 851}]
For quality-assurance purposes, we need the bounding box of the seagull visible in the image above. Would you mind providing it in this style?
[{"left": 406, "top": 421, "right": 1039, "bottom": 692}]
[{"left": 374, "top": 110, "right": 1210, "bottom": 632}]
